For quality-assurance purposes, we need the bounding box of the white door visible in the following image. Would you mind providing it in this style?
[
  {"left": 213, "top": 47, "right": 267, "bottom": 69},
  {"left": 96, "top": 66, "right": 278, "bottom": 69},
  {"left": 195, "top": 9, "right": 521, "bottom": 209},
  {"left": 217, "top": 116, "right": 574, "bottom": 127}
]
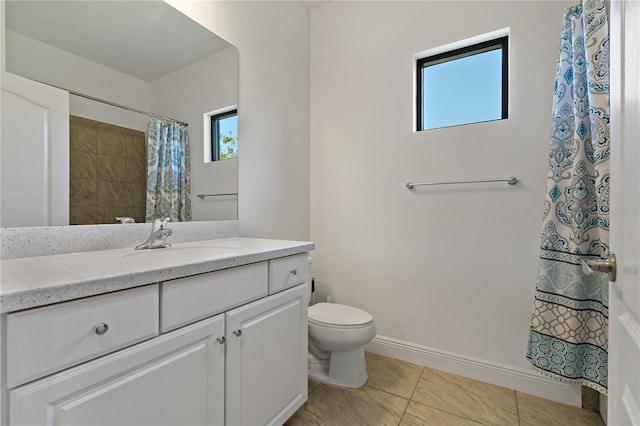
[
  {"left": 9, "top": 315, "right": 226, "bottom": 426},
  {"left": 0, "top": 72, "right": 69, "bottom": 227},
  {"left": 608, "top": 1, "right": 640, "bottom": 424},
  {"left": 225, "top": 284, "right": 308, "bottom": 426}
]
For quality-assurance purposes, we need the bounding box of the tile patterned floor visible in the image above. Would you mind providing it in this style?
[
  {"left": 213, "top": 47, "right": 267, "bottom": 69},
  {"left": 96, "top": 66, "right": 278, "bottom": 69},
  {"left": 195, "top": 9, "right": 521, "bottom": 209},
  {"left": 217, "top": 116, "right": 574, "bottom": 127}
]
[{"left": 287, "top": 352, "right": 605, "bottom": 426}]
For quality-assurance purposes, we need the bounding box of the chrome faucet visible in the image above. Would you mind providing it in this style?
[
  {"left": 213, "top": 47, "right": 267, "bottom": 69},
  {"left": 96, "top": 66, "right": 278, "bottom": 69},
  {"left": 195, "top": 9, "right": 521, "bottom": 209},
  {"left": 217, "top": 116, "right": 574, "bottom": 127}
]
[{"left": 135, "top": 218, "right": 173, "bottom": 250}]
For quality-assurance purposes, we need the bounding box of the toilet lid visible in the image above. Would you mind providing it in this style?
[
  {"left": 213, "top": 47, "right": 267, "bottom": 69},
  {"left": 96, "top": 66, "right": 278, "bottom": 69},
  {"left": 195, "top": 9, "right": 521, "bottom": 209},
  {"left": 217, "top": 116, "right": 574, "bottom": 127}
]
[{"left": 308, "top": 303, "right": 373, "bottom": 326}]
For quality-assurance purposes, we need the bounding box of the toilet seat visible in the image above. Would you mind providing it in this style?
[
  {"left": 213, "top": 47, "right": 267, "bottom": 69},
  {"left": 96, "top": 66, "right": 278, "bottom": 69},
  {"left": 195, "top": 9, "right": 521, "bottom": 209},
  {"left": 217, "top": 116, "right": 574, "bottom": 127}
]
[{"left": 308, "top": 303, "right": 373, "bottom": 327}]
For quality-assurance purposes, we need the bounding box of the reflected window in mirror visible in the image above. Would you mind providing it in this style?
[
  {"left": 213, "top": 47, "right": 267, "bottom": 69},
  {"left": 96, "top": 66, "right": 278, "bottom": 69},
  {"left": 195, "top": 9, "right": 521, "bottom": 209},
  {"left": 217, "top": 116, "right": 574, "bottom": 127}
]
[{"left": 211, "top": 109, "right": 238, "bottom": 161}]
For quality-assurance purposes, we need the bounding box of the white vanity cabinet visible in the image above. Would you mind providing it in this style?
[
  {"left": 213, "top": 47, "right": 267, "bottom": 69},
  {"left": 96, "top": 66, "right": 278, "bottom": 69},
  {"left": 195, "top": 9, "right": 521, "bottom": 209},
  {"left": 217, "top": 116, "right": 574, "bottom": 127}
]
[
  {"left": 225, "top": 284, "right": 308, "bottom": 425},
  {"left": 9, "top": 314, "right": 226, "bottom": 426},
  {"left": 3, "top": 247, "right": 312, "bottom": 426},
  {"left": 160, "top": 257, "right": 309, "bottom": 426}
]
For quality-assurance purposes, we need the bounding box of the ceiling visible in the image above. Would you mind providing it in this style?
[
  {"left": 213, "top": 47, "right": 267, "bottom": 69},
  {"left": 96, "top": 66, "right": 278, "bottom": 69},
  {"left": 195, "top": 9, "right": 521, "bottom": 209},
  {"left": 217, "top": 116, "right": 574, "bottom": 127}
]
[{"left": 5, "top": 1, "right": 232, "bottom": 82}]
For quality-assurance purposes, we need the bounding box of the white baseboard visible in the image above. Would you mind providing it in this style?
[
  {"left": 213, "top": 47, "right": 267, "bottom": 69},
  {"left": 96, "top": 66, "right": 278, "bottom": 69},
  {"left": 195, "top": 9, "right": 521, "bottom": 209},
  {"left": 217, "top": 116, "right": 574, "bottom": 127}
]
[{"left": 365, "top": 335, "right": 582, "bottom": 407}]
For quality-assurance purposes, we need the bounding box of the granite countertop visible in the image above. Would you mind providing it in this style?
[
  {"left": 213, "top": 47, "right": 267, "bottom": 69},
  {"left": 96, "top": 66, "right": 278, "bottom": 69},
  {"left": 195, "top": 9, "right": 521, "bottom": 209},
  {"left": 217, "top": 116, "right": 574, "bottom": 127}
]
[{"left": 0, "top": 237, "right": 314, "bottom": 313}]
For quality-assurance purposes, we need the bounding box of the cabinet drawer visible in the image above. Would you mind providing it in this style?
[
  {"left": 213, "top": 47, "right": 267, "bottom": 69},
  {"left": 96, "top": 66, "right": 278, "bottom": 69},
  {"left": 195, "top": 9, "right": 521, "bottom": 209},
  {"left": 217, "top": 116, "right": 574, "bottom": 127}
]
[
  {"left": 6, "top": 284, "right": 159, "bottom": 388},
  {"left": 269, "top": 253, "right": 309, "bottom": 294},
  {"left": 161, "top": 262, "right": 268, "bottom": 333}
]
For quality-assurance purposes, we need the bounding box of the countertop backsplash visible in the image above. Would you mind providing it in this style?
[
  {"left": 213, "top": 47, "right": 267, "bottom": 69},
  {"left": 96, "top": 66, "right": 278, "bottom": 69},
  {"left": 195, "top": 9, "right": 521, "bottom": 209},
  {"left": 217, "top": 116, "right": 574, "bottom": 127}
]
[{"left": 0, "top": 221, "right": 239, "bottom": 260}]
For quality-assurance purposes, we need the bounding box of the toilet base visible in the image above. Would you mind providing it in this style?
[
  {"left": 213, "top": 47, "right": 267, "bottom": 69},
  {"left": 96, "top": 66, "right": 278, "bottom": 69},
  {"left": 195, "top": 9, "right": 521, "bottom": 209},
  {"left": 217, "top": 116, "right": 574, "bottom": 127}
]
[{"left": 308, "top": 346, "right": 368, "bottom": 388}]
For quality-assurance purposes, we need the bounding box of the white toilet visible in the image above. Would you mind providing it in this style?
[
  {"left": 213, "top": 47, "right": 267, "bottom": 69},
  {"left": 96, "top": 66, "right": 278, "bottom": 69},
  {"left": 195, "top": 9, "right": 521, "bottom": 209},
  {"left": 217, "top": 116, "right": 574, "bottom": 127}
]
[{"left": 307, "top": 302, "right": 377, "bottom": 388}]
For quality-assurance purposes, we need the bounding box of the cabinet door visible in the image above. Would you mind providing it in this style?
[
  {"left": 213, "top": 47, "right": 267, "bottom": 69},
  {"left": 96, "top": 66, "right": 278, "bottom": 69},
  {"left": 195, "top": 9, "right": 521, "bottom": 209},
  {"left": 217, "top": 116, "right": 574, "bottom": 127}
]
[
  {"left": 10, "top": 315, "right": 225, "bottom": 426},
  {"left": 226, "top": 283, "right": 308, "bottom": 426}
]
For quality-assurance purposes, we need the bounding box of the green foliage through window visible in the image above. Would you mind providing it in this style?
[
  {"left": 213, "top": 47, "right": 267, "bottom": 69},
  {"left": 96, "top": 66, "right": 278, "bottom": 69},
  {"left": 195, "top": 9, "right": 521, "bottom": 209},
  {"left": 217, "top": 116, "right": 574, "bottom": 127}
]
[{"left": 212, "top": 109, "right": 237, "bottom": 161}]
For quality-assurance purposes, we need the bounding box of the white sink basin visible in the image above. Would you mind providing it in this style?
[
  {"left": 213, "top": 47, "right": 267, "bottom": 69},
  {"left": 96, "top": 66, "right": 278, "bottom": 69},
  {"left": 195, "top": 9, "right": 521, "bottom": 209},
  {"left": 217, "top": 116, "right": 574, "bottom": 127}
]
[{"left": 122, "top": 244, "right": 236, "bottom": 259}]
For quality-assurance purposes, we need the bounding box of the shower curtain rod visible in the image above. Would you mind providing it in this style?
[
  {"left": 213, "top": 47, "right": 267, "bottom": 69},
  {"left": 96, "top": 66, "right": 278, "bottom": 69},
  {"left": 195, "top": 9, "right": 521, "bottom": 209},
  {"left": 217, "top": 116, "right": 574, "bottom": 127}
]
[{"left": 35, "top": 80, "right": 189, "bottom": 126}]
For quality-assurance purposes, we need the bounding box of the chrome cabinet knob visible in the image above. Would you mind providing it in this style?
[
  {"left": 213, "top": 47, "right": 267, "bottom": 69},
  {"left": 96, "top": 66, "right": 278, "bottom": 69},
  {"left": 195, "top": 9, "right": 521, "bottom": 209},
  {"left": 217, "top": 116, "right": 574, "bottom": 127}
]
[
  {"left": 581, "top": 252, "right": 617, "bottom": 282},
  {"left": 233, "top": 329, "right": 242, "bottom": 337},
  {"left": 94, "top": 322, "right": 109, "bottom": 335},
  {"left": 290, "top": 269, "right": 297, "bottom": 275},
  {"left": 217, "top": 336, "right": 226, "bottom": 344}
]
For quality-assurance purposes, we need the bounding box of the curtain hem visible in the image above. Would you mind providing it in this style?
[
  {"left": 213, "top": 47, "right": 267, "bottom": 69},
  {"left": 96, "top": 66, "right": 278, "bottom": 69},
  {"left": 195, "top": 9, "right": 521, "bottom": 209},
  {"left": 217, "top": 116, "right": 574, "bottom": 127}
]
[{"left": 527, "top": 328, "right": 608, "bottom": 394}]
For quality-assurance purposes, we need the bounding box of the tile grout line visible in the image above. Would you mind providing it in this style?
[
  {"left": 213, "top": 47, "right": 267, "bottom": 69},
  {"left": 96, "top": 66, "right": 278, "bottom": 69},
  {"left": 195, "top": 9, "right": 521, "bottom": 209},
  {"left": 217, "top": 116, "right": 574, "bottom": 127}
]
[
  {"left": 406, "top": 367, "right": 489, "bottom": 425},
  {"left": 407, "top": 368, "right": 496, "bottom": 426},
  {"left": 398, "top": 366, "right": 425, "bottom": 425},
  {"left": 407, "top": 366, "right": 424, "bottom": 401},
  {"left": 405, "top": 398, "right": 497, "bottom": 426},
  {"left": 515, "top": 390, "right": 521, "bottom": 426},
  {"left": 411, "top": 368, "right": 474, "bottom": 423},
  {"left": 396, "top": 397, "right": 410, "bottom": 426}
]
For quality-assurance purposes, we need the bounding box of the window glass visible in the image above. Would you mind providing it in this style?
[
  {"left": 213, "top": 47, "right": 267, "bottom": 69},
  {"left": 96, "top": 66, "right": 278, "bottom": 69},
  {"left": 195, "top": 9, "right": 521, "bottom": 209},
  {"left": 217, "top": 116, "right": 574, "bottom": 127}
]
[
  {"left": 212, "top": 110, "right": 237, "bottom": 161},
  {"left": 417, "top": 36, "right": 508, "bottom": 131}
]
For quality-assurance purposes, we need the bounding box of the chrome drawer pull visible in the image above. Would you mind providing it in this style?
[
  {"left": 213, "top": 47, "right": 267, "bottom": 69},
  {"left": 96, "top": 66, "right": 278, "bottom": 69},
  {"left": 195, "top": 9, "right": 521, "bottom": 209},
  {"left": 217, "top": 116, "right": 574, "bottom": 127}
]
[
  {"left": 217, "top": 336, "right": 226, "bottom": 344},
  {"left": 94, "top": 322, "right": 109, "bottom": 335},
  {"left": 233, "top": 329, "right": 242, "bottom": 337},
  {"left": 290, "top": 269, "right": 297, "bottom": 275}
]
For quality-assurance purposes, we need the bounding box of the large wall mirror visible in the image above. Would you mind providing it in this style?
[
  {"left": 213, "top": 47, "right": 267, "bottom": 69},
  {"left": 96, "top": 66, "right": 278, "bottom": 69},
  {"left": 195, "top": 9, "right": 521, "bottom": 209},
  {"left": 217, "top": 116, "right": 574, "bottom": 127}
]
[{"left": 1, "top": 0, "right": 238, "bottom": 227}]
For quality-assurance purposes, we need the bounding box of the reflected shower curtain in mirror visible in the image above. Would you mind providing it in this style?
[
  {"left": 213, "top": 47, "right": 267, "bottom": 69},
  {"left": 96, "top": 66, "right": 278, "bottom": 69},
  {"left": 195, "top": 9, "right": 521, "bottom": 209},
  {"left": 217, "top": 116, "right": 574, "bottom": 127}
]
[
  {"left": 146, "top": 119, "right": 192, "bottom": 222},
  {"left": 527, "top": 0, "right": 610, "bottom": 394}
]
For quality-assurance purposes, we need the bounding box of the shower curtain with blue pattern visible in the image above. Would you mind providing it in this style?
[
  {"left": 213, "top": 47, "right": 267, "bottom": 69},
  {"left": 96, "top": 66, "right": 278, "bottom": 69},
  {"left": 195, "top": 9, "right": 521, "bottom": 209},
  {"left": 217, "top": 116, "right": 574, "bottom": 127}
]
[
  {"left": 146, "top": 119, "right": 192, "bottom": 222},
  {"left": 527, "top": 0, "right": 610, "bottom": 394}
]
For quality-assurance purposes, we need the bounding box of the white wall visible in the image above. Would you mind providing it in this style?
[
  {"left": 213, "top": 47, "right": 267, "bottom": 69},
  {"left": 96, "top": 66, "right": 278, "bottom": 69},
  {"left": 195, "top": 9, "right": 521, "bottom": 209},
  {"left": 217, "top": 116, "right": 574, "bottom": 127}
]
[
  {"left": 6, "top": 30, "right": 150, "bottom": 130},
  {"left": 167, "top": 1, "right": 311, "bottom": 240},
  {"left": 310, "top": 1, "right": 578, "bottom": 403},
  {"left": 151, "top": 46, "right": 238, "bottom": 221}
]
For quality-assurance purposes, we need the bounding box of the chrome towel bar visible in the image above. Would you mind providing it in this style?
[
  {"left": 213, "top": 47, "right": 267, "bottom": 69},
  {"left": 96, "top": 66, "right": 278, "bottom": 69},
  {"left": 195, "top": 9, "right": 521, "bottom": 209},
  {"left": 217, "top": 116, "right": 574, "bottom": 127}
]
[
  {"left": 406, "top": 176, "right": 517, "bottom": 189},
  {"left": 196, "top": 193, "right": 238, "bottom": 199}
]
